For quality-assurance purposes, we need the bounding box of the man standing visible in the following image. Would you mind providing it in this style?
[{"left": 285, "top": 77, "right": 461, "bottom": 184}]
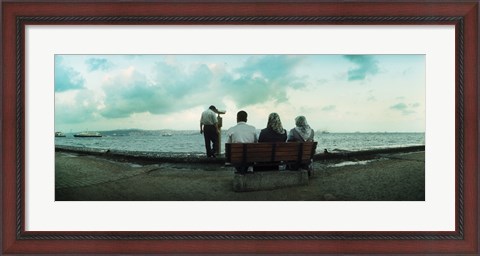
[{"left": 200, "top": 105, "right": 219, "bottom": 158}]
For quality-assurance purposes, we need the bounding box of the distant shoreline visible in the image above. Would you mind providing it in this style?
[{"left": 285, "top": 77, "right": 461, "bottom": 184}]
[
  {"left": 58, "top": 129, "right": 426, "bottom": 135},
  {"left": 55, "top": 144, "right": 425, "bottom": 164}
]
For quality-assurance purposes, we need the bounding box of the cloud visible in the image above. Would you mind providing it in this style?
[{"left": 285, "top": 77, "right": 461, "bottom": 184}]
[
  {"left": 317, "top": 79, "right": 328, "bottom": 85},
  {"left": 390, "top": 103, "right": 407, "bottom": 110},
  {"left": 54, "top": 56, "right": 85, "bottom": 92},
  {"left": 221, "top": 55, "right": 306, "bottom": 107},
  {"left": 100, "top": 68, "right": 169, "bottom": 118},
  {"left": 367, "top": 89, "right": 376, "bottom": 101},
  {"left": 100, "top": 56, "right": 307, "bottom": 118},
  {"left": 390, "top": 102, "right": 415, "bottom": 115},
  {"left": 55, "top": 90, "right": 100, "bottom": 123},
  {"left": 58, "top": 55, "right": 309, "bottom": 121},
  {"left": 321, "top": 105, "right": 336, "bottom": 111},
  {"left": 86, "top": 58, "right": 113, "bottom": 71},
  {"left": 344, "top": 55, "right": 380, "bottom": 81},
  {"left": 152, "top": 61, "right": 212, "bottom": 99},
  {"left": 402, "top": 67, "right": 415, "bottom": 76},
  {"left": 100, "top": 62, "right": 215, "bottom": 118}
]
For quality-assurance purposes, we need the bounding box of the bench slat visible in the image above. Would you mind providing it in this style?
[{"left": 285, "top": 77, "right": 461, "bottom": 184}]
[
  {"left": 225, "top": 142, "right": 317, "bottom": 165},
  {"left": 228, "top": 150, "right": 314, "bottom": 157}
]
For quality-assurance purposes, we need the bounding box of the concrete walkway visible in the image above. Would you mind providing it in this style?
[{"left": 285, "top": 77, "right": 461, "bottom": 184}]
[{"left": 55, "top": 151, "right": 425, "bottom": 201}]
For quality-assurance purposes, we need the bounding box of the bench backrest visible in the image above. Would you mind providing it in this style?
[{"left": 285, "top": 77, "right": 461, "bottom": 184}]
[{"left": 225, "top": 142, "right": 317, "bottom": 165}]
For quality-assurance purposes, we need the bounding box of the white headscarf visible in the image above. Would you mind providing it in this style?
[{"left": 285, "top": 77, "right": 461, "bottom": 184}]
[{"left": 294, "top": 116, "right": 312, "bottom": 141}]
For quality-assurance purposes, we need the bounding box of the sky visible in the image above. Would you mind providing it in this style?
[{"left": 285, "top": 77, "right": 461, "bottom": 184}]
[{"left": 54, "top": 54, "right": 425, "bottom": 133}]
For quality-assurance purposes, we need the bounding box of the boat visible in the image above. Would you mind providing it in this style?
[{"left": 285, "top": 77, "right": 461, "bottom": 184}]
[
  {"left": 55, "top": 131, "right": 66, "bottom": 137},
  {"left": 74, "top": 131, "right": 102, "bottom": 138},
  {"left": 162, "top": 133, "right": 173, "bottom": 137}
]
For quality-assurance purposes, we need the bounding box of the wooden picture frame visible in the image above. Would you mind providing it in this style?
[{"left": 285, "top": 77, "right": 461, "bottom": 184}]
[{"left": 2, "top": 0, "right": 478, "bottom": 254}]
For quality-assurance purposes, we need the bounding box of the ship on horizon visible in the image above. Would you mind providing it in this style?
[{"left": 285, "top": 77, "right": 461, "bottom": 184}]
[
  {"left": 55, "top": 131, "right": 66, "bottom": 137},
  {"left": 74, "top": 131, "right": 102, "bottom": 138}
]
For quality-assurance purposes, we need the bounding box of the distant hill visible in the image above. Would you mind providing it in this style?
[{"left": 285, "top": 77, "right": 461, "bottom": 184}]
[{"left": 93, "top": 129, "right": 198, "bottom": 136}]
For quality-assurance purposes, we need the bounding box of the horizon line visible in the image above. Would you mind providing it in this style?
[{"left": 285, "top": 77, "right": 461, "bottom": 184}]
[{"left": 60, "top": 128, "right": 426, "bottom": 134}]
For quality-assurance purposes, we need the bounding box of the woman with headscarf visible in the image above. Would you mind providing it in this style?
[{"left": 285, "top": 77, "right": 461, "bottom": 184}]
[
  {"left": 287, "top": 116, "right": 315, "bottom": 142},
  {"left": 258, "top": 113, "right": 287, "bottom": 142},
  {"left": 287, "top": 116, "right": 315, "bottom": 173},
  {"left": 256, "top": 113, "right": 287, "bottom": 171}
]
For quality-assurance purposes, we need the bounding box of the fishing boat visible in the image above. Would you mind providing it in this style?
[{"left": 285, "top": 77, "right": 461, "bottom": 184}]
[
  {"left": 55, "top": 131, "right": 66, "bottom": 137},
  {"left": 74, "top": 131, "right": 102, "bottom": 138}
]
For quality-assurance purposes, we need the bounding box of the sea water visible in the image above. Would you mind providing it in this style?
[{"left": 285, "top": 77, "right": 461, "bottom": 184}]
[{"left": 55, "top": 131, "right": 425, "bottom": 154}]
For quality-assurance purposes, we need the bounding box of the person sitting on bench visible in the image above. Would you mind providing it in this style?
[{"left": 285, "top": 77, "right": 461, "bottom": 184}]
[
  {"left": 226, "top": 110, "right": 257, "bottom": 174},
  {"left": 287, "top": 115, "right": 315, "bottom": 142},
  {"left": 258, "top": 112, "right": 287, "bottom": 142},
  {"left": 287, "top": 115, "right": 315, "bottom": 171},
  {"left": 257, "top": 112, "right": 288, "bottom": 171}
]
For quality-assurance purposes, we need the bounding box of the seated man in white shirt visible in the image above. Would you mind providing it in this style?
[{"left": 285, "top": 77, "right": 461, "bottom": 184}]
[
  {"left": 227, "top": 110, "right": 257, "bottom": 143},
  {"left": 226, "top": 110, "right": 258, "bottom": 174}
]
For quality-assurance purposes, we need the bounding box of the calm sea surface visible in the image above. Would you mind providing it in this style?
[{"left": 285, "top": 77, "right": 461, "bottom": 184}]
[{"left": 55, "top": 131, "right": 425, "bottom": 154}]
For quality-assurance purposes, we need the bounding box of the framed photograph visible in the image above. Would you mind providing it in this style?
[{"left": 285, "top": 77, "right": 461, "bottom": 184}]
[{"left": 2, "top": 0, "right": 478, "bottom": 254}]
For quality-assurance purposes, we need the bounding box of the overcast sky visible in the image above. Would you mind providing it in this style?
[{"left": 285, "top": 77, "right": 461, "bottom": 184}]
[{"left": 54, "top": 54, "right": 425, "bottom": 133}]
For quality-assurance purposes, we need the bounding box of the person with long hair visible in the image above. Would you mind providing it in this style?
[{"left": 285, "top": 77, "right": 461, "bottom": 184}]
[
  {"left": 256, "top": 113, "right": 287, "bottom": 171},
  {"left": 258, "top": 112, "right": 287, "bottom": 142}
]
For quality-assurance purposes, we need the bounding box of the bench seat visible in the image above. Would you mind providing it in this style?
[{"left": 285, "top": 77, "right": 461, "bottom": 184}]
[{"left": 225, "top": 142, "right": 317, "bottom": 168}]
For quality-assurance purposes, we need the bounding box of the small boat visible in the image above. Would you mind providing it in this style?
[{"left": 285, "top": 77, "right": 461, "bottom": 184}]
[
  {"left": 55, "top": 131, "right": 66, "bottom": 137},
  {"left": 162, "top": 133, "right": 173, "bottom": 137},
  {"left": 74, "top": 131, "right": 102, "bottom": 138}
]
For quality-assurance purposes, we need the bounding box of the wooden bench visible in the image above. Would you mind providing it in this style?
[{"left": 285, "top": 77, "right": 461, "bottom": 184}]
[
  {"left": 225, "top": 142, "right": 317, "bottom": 192},
  {"left": 225, "top": 142, "right": 318, "bottom": 173}
]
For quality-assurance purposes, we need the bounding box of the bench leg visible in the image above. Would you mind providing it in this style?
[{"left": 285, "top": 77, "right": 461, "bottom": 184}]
[
  {"left": 308, "top": 166, "right": 314, "bottom": 177},
  {"left": 233, "top": 165, "right": 254, "bottom": 174}
]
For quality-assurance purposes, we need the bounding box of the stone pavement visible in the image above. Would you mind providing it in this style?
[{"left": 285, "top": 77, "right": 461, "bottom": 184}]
[{"left": 55, "top": 152, "right": 159, "bottom": 189}]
